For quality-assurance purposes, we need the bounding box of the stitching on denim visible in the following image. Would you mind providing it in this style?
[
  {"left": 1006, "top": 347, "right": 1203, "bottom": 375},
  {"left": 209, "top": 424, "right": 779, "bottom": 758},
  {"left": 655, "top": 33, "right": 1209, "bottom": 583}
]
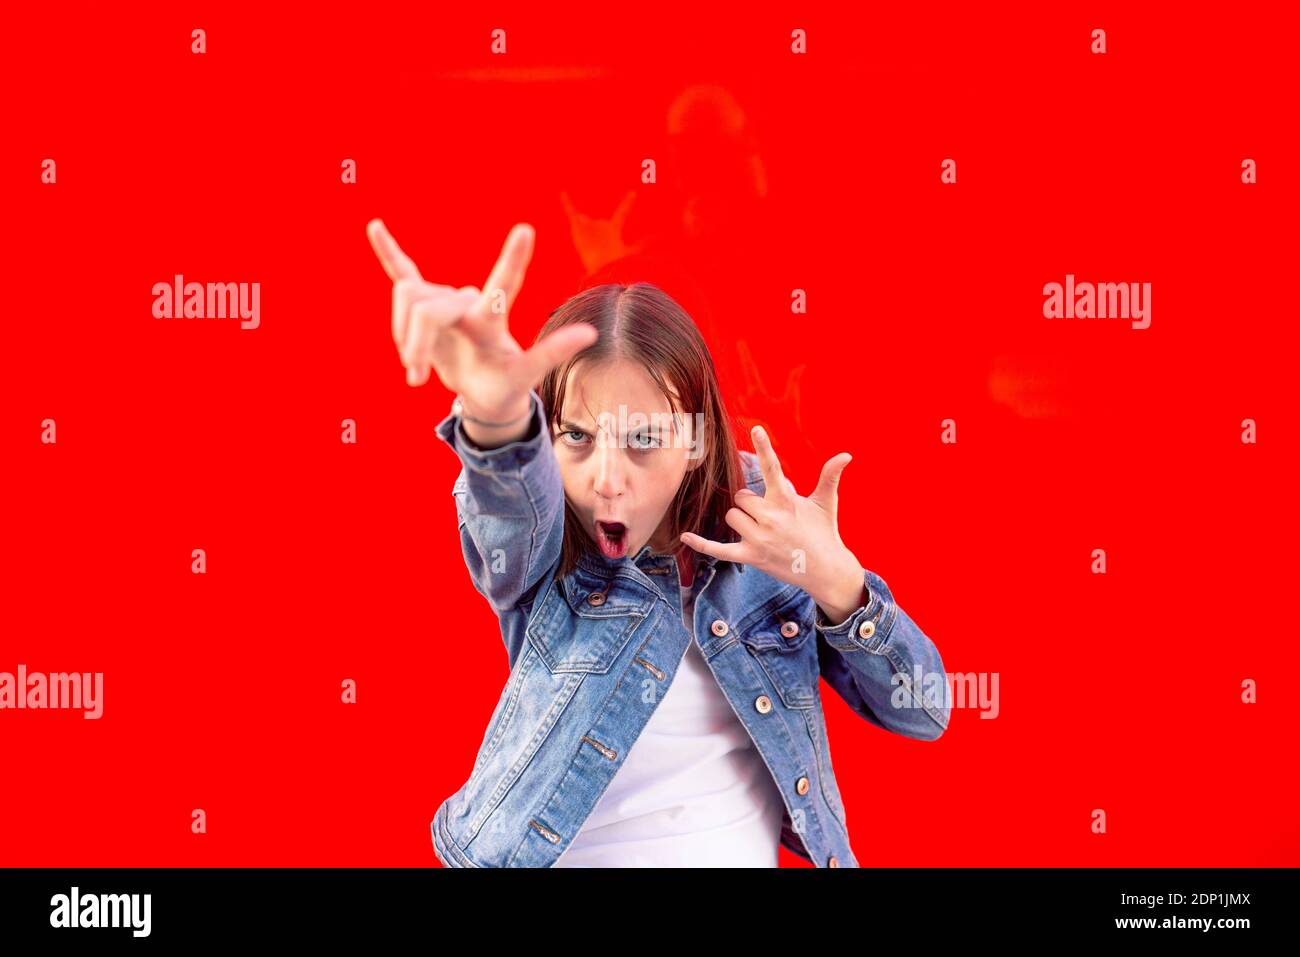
[
  {"left": 519, "top": 459, "right": 542, "bottom": 609},
  {"left": 868, "top": 597, "right": 900, "bottom": 653},
  {"left": 434, "top": 807, "right": 479, "bottom": 867},
  {"left": 882, "top": 642, "right": 948, "bottom": 732},
  {"left": 735, "top": 582, "right": 801, "bottom": 634},
  {"left": 528, "top": 580, "right": 650, "bottom": 673},
  {"left": 749, "top": 647, "right": 815, "bottom": 710},
  {"left": 708, "top": 646, "right": 822, "bottom": 864},
  {"left": 803, "top": 702, "right": 848, "bottom": 833},
  {"left": 475, "top": 647, "right": 538, "bottom": 775},
  {"left": 466, "top": 671, "right": 583, "bottom": 838}
]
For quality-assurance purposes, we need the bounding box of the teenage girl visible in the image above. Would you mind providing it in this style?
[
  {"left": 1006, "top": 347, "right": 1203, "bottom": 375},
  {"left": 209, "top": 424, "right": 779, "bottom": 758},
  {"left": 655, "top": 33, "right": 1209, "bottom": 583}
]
[{"left": 366, "top": 218, "right": 948, "bottom": 867}]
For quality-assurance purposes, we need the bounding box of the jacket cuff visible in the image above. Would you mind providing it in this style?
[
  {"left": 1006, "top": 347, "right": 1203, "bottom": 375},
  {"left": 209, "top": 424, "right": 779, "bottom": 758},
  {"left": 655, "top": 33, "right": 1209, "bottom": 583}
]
[
  {"left": 814, "top": 568, "right": 897, "bottom": 654},
  {"left": 434, "top": 389, "right": 547, "bottom": 475}
]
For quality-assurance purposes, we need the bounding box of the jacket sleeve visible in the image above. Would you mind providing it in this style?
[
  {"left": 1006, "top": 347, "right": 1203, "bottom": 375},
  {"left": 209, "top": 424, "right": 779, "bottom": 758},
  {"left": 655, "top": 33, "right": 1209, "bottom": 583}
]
[
  {"left": 433, "top": 388, "right": 566, "bottom": 622},
  {"left": 813, "top": 568, "right": 950, "bottom": 741}
]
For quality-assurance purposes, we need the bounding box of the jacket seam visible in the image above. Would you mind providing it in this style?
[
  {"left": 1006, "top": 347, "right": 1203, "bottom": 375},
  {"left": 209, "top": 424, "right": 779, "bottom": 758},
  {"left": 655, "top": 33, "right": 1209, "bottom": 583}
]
[
  {"left": 433, "top": 806, "right": 479, "bottom": 868},
  {"left": 803, "top": 699, "right": 848, "bottom": 834},
  {"left": 881, "top": 641, "right": 949, "bottom": 732},
  {"left": 467, "top": 672, "right": 583, "bottom": 839},
  {"left": 711, "top": 645, "right": 827, "bottom": 865},
  {"left": 519, "top": 458, "right": 542, "bottom": 610}
]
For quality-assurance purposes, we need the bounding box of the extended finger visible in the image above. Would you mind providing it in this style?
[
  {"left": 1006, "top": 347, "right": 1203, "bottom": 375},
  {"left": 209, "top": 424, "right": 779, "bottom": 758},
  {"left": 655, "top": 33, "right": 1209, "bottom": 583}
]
[
  {"left": 396, "top": 281, "right": 462, "bottom": 349},
  {"left": 723, "top": 506, "right": 762, "bottom": 541},
  {"left": 517, "top": 323, "right": 599, "bottom": 388},
  {"left": 367, "top": 218, "right": 423, "bottom": 283},
  {"left": 679, "top": 531, "right": 746, "bottom": 564},
  {"left": 402, "top": 291, "right": 475, "bottom": 372},
  {"left": 810, "top": 453, "right": 852, "bottom": 511},
  {"left": 471, "top": 223, "right": 535, "bottom": 321},
  {"left": 750, "top": 425, "right": 792, "bottom": 502},
  {"left": 392, "top": 278, "right": 424, "bottom": 350},
  {"left": 733, "top": 487, "right": 776, "bottom": 521}
]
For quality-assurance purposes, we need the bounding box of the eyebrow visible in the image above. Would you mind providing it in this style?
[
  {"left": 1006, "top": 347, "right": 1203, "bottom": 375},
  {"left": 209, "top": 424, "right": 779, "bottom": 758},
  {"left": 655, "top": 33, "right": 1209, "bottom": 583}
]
[{"left": 557, "top": 420, "right": 670, "bottom": 433}]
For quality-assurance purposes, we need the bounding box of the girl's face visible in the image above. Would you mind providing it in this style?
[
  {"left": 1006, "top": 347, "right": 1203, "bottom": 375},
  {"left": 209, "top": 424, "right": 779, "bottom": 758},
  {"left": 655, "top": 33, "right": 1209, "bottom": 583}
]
[{"left": 552, "top": 358, "right": 703, "bottom": 561}]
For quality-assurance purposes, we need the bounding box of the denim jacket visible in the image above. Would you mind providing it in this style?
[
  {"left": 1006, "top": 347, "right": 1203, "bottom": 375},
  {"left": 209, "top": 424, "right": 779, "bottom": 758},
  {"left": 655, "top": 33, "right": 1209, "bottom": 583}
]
[{"left": 429, "top": 388, "right": 950, "bottom": 867}]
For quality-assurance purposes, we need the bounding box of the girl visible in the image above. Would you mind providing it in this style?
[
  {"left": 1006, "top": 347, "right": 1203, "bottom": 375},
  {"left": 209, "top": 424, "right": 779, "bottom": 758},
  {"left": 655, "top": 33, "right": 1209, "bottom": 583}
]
[{"left": 367, "top": 218, "right": 950, "bottom": 868}]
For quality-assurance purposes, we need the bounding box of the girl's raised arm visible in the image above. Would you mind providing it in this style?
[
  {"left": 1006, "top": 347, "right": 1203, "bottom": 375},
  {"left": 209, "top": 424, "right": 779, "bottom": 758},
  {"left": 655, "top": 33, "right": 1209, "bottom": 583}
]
[{"left": 367, "top": 220, "right": 597, "bottom": 644}]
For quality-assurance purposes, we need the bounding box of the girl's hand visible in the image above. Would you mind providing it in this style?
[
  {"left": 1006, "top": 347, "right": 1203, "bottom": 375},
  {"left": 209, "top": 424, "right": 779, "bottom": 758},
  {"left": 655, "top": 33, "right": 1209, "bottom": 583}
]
[
  {"left": 680, "top": 425, "right": 869, "bottom": 624},
  {"left": 366, "top": 219, "right": 598, "bottom": 416}
]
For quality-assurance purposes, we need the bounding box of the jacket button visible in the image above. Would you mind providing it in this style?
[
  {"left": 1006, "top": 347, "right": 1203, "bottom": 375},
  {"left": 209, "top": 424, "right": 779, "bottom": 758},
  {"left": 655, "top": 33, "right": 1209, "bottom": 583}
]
[
  {"left": 828, "top": 855, "right": 840, "bottom": 868},
  {"left": 587, "top": 591, "right": 606, "bottom": 606},
  {"left": 711, "top": 619, "right": 729, "bottom": 637},
  {"left": 780, "top": 621, "right": 799, "bottom": 638},
  {"left": 796, "top": 776, "right": 810, "bottom": 795},
  {"left": 754, "top": 695, "right": 772, "bottom": 714},
  {"left": 858, "top": 619, "right": 875, "bottom": 639}
]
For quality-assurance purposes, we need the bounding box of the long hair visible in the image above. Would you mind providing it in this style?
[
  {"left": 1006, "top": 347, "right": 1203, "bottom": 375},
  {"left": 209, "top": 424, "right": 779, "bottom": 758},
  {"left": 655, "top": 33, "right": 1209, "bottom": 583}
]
[{"left": 535, "top": 282, "right": 745, "bottom": 581}]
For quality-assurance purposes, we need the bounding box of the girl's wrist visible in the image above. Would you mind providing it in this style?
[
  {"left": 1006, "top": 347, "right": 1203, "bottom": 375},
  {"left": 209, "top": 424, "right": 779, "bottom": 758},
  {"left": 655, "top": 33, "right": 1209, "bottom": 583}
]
[
  {"left": 809, "top": 551, "right": 868, "bottom": 626},
  {"left": 455, "top": 393, "right": 536, "bottom": 450},
  {"left": 454, "top": 393, "right": 532, "bottom": 427}
]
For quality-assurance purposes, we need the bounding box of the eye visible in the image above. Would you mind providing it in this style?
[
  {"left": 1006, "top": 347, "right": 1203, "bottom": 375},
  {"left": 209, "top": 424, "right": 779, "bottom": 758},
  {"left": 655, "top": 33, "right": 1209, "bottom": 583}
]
[
  {"left": 629, "top": 432, "right": 663, "bottom": 450},
  {"left": 558, "top": 429, "right": 589, "bottom": 445}
]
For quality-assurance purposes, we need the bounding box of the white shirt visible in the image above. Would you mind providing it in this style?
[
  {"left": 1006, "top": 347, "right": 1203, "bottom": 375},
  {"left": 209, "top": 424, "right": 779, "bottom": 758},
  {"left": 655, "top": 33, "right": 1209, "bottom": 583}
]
[{"left": 552, "top": 559, "right": 786, "bottom": 867}]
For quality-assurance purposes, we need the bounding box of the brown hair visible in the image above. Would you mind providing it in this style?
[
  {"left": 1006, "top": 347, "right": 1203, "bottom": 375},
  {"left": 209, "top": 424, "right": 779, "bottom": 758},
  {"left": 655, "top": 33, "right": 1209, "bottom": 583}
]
[{"left": 534, "top": 282, "right": 745, "bottom": 581}]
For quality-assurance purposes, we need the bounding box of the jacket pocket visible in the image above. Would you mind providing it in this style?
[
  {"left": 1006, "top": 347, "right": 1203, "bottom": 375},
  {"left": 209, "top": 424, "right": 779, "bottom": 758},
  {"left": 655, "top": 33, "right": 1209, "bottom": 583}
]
[
  {"left": 526, "top": 572, "right": 654, "bottom": 674},
  {"left": 735, "top": 585, "right": 819, "bottom": 709}
]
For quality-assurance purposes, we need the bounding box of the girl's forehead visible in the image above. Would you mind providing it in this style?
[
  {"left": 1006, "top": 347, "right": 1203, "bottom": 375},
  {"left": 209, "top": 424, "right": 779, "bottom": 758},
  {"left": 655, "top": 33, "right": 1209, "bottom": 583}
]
[
  {"left": 566, "top": 358, "right": 679, "bottom": 403},
  {"left": 561, "top": 386, "right": 682, "bottom": 423},
  {"left": 559, "top": 405, "right": 685, "bottom": 430}
]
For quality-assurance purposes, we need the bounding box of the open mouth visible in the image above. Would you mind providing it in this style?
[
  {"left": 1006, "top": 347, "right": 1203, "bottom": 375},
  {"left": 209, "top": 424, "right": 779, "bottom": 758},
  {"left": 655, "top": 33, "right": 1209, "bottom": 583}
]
[{"left": 595, "top": 520, "right": 628, "bottom": 559}]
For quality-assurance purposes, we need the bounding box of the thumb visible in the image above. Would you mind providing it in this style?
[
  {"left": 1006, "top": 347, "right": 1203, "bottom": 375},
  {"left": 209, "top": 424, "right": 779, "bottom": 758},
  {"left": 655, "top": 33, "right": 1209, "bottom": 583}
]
[
  {"left": 810, "top": 453, "right": 852, "bottom": 511},
  {"left": 519, "top": 323, "right": 599, "bottom": 388}
]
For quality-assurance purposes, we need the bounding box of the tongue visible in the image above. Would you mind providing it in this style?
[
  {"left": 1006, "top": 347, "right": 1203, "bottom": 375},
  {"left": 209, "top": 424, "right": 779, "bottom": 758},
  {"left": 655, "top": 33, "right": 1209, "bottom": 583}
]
[{"left": 598, "top": 523, "right": 627, "bottom": 558}]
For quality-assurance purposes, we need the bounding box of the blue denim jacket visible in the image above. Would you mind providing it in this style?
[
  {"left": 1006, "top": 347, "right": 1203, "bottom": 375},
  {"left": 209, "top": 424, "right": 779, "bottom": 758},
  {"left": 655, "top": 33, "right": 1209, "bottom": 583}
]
[{"left": 430, "top": 388, "right": 949, "bottom": 867}]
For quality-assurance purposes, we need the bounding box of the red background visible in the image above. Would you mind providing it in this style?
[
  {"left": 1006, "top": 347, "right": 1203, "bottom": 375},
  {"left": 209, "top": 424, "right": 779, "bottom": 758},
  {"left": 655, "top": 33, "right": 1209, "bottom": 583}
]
[{"left": 3, "top": 3, "right": 1296, "bottom": 866}]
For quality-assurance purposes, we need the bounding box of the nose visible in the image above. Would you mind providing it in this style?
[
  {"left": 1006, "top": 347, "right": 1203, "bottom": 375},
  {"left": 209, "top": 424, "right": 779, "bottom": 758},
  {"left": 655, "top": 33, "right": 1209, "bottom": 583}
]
[{"left": 593, "top": 430, "right": 626, "bottom": 500}]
